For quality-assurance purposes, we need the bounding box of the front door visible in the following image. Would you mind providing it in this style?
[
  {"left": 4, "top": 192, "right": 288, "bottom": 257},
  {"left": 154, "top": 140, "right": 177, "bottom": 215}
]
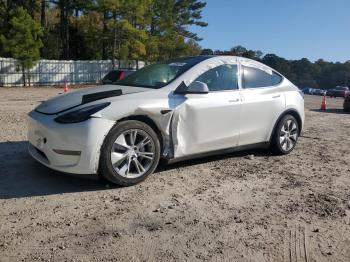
[{"left": 172, "top": 64, "right": 242, "bottom": 158}]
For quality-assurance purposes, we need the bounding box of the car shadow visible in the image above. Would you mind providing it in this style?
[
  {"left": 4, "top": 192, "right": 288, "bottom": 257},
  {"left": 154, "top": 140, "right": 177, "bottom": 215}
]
[
  {"left": 0, "top": 141, "right": 271, "bottom": 199},
  {"left": 0, "top": 141, "right": 109, "bottom": 199},
  {"left": 310, "top": 108, "right": 349, "bottom": 115}
]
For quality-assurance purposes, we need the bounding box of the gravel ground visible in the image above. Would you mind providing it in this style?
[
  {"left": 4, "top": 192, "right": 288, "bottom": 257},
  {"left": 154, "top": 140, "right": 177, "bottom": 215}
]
[{"left": 0, "top": 88, "right": 350, "bottom": 262}]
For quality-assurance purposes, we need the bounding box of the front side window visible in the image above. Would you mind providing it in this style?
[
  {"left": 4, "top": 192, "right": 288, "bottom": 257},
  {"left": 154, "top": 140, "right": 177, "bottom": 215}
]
[
  {"left": 195, "top": 64, "right": 238, "bottom": 91},
  {"left": 116, "top": 57, "right": 210, "bottom": 89},
  {"left": 243, "top": 66, "right": 283, "bottom": 88}
]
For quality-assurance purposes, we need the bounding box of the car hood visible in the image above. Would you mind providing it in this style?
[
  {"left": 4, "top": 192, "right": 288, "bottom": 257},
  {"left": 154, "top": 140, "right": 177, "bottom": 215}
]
[{"left": 35, "top": 85, "right": 151, "bottom": 115}]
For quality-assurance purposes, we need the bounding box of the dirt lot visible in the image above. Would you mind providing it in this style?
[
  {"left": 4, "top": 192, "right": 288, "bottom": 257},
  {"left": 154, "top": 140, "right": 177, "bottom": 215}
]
[{"left": 0, "top": 88, "right": 349, "bottom": 262}]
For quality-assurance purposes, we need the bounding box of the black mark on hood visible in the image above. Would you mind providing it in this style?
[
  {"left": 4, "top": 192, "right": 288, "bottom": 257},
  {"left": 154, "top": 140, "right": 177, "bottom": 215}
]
[{"left": 82, "top": 89, "right": 123, "bottom": 104}]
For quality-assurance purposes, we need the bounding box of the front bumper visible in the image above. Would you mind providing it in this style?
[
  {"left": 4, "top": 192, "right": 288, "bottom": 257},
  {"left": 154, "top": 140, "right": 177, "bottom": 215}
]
[{"left": 27, "top": 110, "right": 115, "bottom": 174}]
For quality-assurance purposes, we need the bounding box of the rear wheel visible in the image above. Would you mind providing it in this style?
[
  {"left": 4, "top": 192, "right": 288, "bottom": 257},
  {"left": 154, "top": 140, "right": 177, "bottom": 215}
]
[
  {"left": 271, "top": 114, "right": 299, "bottom": 155},
  {"left": 99, "top": 120, "right": 160, "bottom": 186}
]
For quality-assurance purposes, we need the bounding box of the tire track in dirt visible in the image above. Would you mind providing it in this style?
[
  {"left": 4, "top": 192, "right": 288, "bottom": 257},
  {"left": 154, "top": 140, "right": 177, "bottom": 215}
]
[
  {"left": 1, "top": 91, "right": 350, "bottom": 261},
  {"left": 283, "top": 223, "right": 311, "bottom": 262}
]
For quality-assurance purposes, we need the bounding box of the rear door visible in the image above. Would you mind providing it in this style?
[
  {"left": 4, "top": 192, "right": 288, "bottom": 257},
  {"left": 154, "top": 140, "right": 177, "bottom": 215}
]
[
  {"left": 172, "top": 63, "right": 241, "bottom": 157},
  {"left": 238, "top": 62, "right": 285, "bottom": 146}
]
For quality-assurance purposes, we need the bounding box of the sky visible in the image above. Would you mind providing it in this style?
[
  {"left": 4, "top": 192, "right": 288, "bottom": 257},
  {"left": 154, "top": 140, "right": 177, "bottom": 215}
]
[{"left": 190, "top": 0, "right": 350, "bottom": 62}]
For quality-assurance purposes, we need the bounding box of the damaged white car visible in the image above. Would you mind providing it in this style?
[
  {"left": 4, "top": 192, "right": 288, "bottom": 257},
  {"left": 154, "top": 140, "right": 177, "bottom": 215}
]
[{"left": 28, "top": 56, "right": 305, "bottom": 186}]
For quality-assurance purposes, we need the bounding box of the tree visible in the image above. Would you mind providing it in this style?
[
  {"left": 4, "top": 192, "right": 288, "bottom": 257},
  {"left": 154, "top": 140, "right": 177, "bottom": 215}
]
[
  {"left": 148, "top": 0, "right": 207, "bottom": 60},
  {"left": 230, "top": 45, "right": 247, "bottom": 56},
  {"left": 185, "top": 39, "right": 202, "bottom": 56},
  {"left": 109, "top": 19, "right": 147, "bottom": 67},
  {"left": 173, "top": 0, "right": 207, "bottom": 41},
  {"left": 201, "top": 48, "right": 214, "bottom": 55},
  {"left": 41, "top": 0, "right": 46, "bottom": 27},
  {"left": 40, "top": 7, "right": 61, "bottom": 59},
  {"left": 0, "top": 7, "right": 43, "bottom": 86},
  {"left": 0, "top": 1, "right": 6, "bottom": 55},
  {"left": 1, "top": 0, "right": 207, "bottom": 62},
  {"left": 262, "top": 54, "right": 291, "bottom": 76}
]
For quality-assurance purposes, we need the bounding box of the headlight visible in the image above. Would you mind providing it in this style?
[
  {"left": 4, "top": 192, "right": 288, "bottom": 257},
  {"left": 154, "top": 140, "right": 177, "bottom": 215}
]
[{"left": 54, "top": 102, "right": 110, "bottom": 124}]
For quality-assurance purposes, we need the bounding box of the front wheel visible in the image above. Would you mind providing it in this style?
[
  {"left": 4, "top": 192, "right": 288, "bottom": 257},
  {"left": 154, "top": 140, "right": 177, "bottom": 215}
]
[
  {"left": 271, "top": 115, "right": 299, "bottom": 155},
  {"left": 99, "top": 120, "right": 160, "bottom": 186}
]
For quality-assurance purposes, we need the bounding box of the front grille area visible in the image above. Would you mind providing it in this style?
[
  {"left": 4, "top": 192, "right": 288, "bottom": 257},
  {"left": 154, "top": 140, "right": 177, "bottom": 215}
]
[{"left": 34, "top": 147, "right": 49, "bottom": 162}]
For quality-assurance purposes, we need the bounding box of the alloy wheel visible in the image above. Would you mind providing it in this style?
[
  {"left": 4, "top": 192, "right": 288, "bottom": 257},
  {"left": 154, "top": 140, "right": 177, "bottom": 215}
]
[
  {"left": 279, "top": 119, "right": 298, "bottom": 151},
  {"left": 110, "top": 129, "right": 155, "bottom": 178}
]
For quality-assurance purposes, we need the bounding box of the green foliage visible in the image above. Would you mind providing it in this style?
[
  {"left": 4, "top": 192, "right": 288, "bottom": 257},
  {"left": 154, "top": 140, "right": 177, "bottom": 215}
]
[
  {"left": 108, "top": 18, "right": 147, "bottom": 61},
  {"left": 4, "top": 0, "right": 206, "bottom": 62},
  {"left": 184, "top": 39, "right": 202, "bottom": 56},
  {"left": 0, "top": 7, "right": 43, "bottom": 69},
  {"left": 0, "top": 0, "right": 8, "bottom": 55},
  {"left": 201, "top": 48, "right": 214, "bottom": 55},
  {"left": 0, "top": 0, "right": 207, "bottom": 63}
]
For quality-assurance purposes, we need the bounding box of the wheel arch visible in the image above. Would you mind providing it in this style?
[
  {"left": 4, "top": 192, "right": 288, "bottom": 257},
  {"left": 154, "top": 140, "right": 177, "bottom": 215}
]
[
  {"left": 116, "top": 115, "right": 165, "bottom": 151},
  {"left": 269, "top": 109, "right": 303, "bottom": 144}
]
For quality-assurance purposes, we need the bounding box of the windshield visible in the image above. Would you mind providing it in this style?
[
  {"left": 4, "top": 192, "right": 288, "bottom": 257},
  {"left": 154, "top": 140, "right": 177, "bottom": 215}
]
[{"left": 116, "top": 56, "right": 211, "bottom": 88}]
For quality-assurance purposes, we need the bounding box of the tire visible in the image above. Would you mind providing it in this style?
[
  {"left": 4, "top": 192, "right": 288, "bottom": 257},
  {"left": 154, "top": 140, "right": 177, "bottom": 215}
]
[
  {"left": 271, "top": 114, "right": 299, "bottom": 155},
  {"left": 99, "top": 120, "right": 160, "bottom": 186}
]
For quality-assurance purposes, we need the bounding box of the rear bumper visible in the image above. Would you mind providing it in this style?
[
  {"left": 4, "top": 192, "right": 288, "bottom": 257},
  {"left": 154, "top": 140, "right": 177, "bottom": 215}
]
[{"left": 27, "top": 110, "right": 115, "bottom": 174}]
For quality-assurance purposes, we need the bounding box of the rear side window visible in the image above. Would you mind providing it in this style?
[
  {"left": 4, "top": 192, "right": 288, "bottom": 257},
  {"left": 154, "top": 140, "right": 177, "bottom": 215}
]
[
  {"left": 243, "top": 66, "right": 283, "bottom": 88},
  {"left": 272, "top": 72, "right": 283, "bottom": 85},
  {"left": 195, "top": 64, "right": 238, "bottom": 91}
]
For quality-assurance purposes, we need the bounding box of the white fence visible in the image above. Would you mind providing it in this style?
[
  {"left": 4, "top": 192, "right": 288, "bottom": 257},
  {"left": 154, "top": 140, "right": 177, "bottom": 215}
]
[{"left": 0, "top": 58, "right": 144, "bottom": 86}]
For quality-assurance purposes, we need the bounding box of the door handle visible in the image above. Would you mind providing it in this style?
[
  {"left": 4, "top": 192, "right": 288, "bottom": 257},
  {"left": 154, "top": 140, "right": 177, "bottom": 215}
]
[
  {"left": 272, "top": 95, "right": 281, "bottom": 99},
  {"left": 229, "top": 98, "right": 240, "bottom": 103}
]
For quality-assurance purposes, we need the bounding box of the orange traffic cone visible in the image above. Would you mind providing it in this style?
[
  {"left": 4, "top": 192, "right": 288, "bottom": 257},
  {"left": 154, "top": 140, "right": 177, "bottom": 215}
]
[
  {"left": 320, "top": 95, "right": 327, "bottom": 110},
  {"left": 64, "top": 83, "right": 69, "bottom": 93}
]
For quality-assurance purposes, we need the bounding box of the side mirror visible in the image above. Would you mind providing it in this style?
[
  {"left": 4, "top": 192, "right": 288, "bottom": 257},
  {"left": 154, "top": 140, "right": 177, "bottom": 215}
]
[
  {"left": 188, "top": 81, "right": 209, "bottom": 93},
  {"left": 174, "top": 81, "right": 209, "bottom": 94}
]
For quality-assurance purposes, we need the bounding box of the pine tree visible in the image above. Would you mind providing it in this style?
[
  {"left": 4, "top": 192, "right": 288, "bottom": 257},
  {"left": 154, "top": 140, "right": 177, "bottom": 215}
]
[
  {"left": 147, "top": 0, "right": 207, "bottom": 60},
  {"left": 0, "top": 7, "right": 43, "bottom": 86},
  {"left": 1, "top": 0, "right": 207, "bottom": 62}
]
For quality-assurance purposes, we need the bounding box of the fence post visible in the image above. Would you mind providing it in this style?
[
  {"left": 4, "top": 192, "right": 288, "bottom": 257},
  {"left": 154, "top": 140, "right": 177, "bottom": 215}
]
[{"left": 22, "top": 65, "right": 26, "bottom": 86}]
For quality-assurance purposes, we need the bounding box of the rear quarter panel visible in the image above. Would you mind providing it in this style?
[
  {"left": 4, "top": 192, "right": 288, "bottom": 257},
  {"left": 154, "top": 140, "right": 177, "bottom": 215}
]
[{"left": 284, "top": 90, "right": 305, "bottom": 130}]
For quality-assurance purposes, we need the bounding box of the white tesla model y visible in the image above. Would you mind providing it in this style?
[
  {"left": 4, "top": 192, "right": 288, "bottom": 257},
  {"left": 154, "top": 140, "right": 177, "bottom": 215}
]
[{"left": 28, "top": 56, "right": 305, "bottom": 186}]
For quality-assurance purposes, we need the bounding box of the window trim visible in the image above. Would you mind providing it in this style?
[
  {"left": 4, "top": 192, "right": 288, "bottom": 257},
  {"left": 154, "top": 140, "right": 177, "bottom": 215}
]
[{"left": 209, "top": 88, "right": 241, "bottom": 93}]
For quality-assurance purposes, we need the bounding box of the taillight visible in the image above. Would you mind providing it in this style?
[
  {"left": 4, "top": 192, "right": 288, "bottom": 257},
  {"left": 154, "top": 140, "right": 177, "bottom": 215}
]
[{"left": 118, "top": 71, "right": 126, "bottom": 80}]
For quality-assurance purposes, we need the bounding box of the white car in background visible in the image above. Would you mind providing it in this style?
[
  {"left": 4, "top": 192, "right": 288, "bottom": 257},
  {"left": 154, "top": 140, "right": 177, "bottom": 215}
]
[{"left": 28, "top": 56, "right": 305, "bottom": 186}]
